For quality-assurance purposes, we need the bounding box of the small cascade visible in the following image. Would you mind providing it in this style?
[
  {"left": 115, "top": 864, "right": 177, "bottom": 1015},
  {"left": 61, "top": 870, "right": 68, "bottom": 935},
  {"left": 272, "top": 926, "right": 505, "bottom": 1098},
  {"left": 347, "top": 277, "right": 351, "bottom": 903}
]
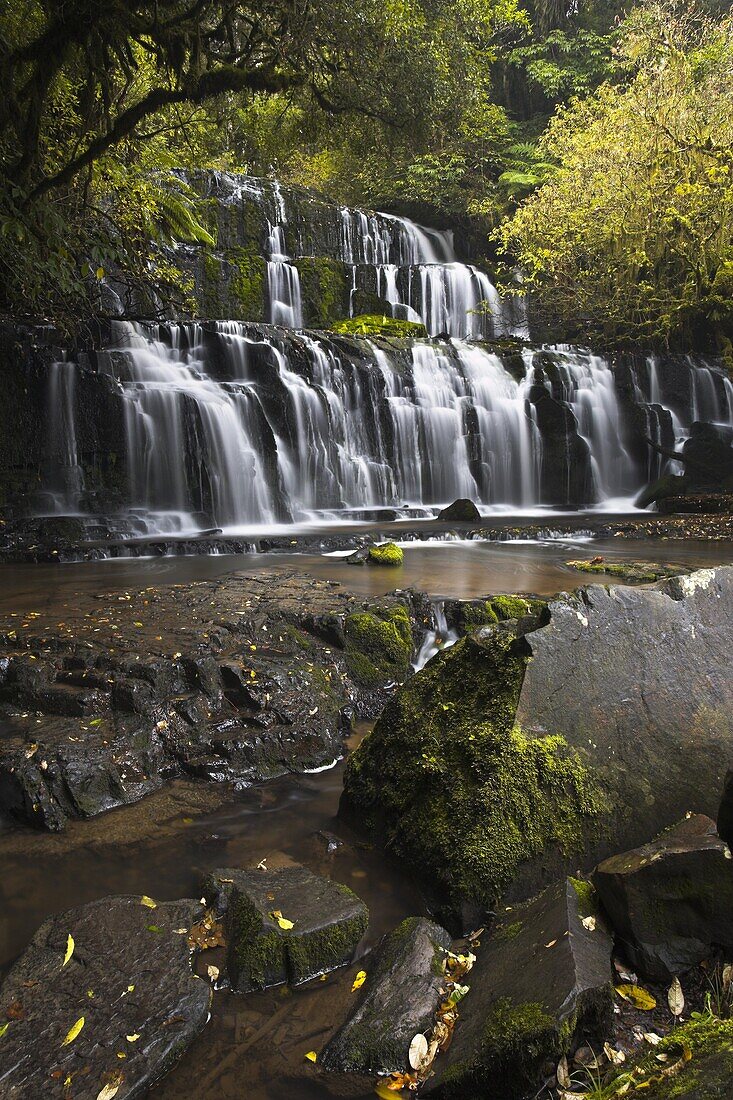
[
  {"left": 414, "top": 601, "right": 460, "bottom": 671},
  {"left": 42, "top": 358, "right": 85, "bottom": 514},
  {"left": 264, "top": 182, "right": 302, "bottom": 327}
]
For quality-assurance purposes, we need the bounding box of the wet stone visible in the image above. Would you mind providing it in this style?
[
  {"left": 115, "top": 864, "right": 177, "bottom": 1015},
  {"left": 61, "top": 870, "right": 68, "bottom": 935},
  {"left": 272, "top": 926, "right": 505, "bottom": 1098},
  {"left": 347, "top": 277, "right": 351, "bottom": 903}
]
[
  {"left": 0, "top": 895, "right": 211, "bottom": 1099},
  {"left": 322, "top": 916, "right": 452, "bottom": 1075},
  {"left": 426, "top": 879, "right": 614, "bottom": 1099},
  {"left": 592, "top": 814, "right": 733, "bottom": 981},
  {"left": 204, "top": 863, "right": 368, "bottom": 992}
]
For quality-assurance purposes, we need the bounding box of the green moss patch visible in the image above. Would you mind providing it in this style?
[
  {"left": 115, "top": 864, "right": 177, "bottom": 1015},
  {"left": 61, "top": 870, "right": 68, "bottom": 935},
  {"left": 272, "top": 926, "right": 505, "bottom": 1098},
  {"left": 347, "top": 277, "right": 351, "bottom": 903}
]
[
  {"left": 603, "top": 1014, "right": 733, "bottom": 1098},
  {"left": 368, "top": 543, "right": 403, "bottom": 567},
  {"left": 341, "top": 628, "right": 606, "bottom": 906},
  {"left": 294, "top": 257, "right": 350, "bottom": 326},
  {"left": 330, "top": 314, "right": 428, "bottom": 338},
  {"left": 344, "top": 605, "right": 413, "bottom": 688}
]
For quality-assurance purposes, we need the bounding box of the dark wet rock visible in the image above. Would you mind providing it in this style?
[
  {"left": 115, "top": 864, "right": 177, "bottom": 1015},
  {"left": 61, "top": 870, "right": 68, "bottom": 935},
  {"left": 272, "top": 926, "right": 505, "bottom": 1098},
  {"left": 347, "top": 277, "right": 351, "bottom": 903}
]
[
  {"left": 437, "top": 499, "right": 481, "bottom": 523},
  {"left": 717, "top": 769, "right": 733, "bottom": 847},
  {"left": 341, "top": 568, "right": 733, "bottom": 916},
  {"left": 0, "top": 571, "right": 421, "bottom": 829},
  {"left": 658, "top": 492, "right": 733, "bottom": 514},
  {"left": 592, "top": 814, "right": 733, "bottom": 981},
  {"left": 0, "top": 895, "right": 210, "bottom": 1099},
  {"left": 322, "top": 916, "right": 451, "bottom": 1075},
  {"left": 204, "top": 864, "right": 368, "bottom": 992},
  {"left": 426, "top": 878, "right": 613, "bottom": 1098}
]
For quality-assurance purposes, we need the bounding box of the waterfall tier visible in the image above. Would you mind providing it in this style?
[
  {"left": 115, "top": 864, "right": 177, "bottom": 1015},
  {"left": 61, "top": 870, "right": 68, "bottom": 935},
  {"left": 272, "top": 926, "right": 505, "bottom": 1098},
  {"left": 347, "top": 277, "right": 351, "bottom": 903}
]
[{"left": 35, "top": 321, "right": 733, "bottom": 530}]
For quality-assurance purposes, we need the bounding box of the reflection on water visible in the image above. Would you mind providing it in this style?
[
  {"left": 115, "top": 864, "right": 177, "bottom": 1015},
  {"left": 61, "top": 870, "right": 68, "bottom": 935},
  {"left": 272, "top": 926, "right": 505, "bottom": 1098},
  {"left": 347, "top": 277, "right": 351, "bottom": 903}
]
[{"left": 1, "top": 538, "right": 732, "bottom": 617}]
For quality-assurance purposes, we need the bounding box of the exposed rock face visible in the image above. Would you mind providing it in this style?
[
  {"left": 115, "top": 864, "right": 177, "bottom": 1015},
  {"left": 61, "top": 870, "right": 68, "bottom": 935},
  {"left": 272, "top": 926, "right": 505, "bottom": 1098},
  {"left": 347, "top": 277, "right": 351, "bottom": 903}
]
[
  {"left": 0, "top": 895, "right": 210, "bottom": 1099},
  {"left": 0, "top": 571, "right": 428, "bottom": 830},
  {"left": 204, "top": 864, "right": 368, "bottom": 992},
  {"left": 341, "top": 568, "right": 733, "bottom": 915},
  {"left": 592, "top": 815, "right": 733, "bottom": 980},
  {"left": 436, "top": 499, "right": 481, "bottom": 522},
  {"left": 426, "top": 879, "right": 613, "bottom": 1098},
  {"left": 717, "top": 769, "right": 733, "bottom": 847},
  {"left": 322, "top": 916, "right": 451, "bottom": 1075}
]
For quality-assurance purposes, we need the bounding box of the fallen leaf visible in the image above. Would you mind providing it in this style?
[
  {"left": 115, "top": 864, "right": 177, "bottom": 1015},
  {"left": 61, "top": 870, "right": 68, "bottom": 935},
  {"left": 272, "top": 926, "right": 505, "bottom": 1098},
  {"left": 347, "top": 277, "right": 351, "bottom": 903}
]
[
  {"left": 409, "top": 1033, "right": 428, "bottom": 1070},
  {"left": 304, "top": 1050, "right": 317, "bottom": 1063},
  {"left": 604, "top": 1042, "right": 626, "bottom": 1065},
  {"left": 352, "top": 970, "right": 367, "bottom": 991},
  {"left": 62, "top": 1016, "right": 85, "bottom": 1046},
  {"left": 557, "top": 1054, "right": 571, "bottom": 1088},
  {"left": 581, "top": 916, "right": 597, "bottom": 932},
  {"left": 126, "top": 1034, "right": 140, "bottom": 1042},
  {"left": 63, "top": 933, "right": 74, "bottom": 967},
  {"left": 140, "top": 895, "right": 157, "bottom": 909},
  {"left": 545, "top": 939, "right": 557, "bottom": 948},
  {"left": 644, "top": 1032, "right": 663, "bottom": 1046},
  {"left": 270, "top": 910, "right": 294, "bottom": 930},
  {"left": 616, "top": 984, "right": 657, "bottom": 1010},
  {"left": 668, "top": 977, "right": 685, "bottom": 1017},
  {"left": 207, "top": 965, "right": 220, "bottom": 983},
  {"left": 0, "top": 1022, "right": 9, "bottom": 1039},
  {"left": 96, "top": 1084, "right": 121, "bottom": 1100}
]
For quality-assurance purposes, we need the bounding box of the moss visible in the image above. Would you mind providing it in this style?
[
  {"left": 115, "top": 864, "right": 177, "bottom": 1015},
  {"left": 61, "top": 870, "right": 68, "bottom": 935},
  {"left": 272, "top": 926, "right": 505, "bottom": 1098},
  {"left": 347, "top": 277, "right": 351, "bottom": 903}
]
[
  {"left": 294, "top": 257, "right": 349, "bottom": 326},
  {"left": 566, "top": 559, "right": 684, "bottom": 584},
  {"left": 201, "top": 251, "right": 224, "bottom": 317},
  {"left": 344, "top": 605, "right": 413, "bottom": 688},
  {"left": 367, "top": 542, "right": 403, "bottom": 567},
  {"left": 604, "top": 1014, "right": 733, "bottom": 1098},
  {"left": 330, "top": 314, "right": 428, "bottom": 338},
  {"left": 342, "top": 628, "right": 607, "bottom": 907},
  {"left": 569, "top": 876, "right": 598, "bottom": 918},
  {"left": 494, "top": 920, "right": 523, "bottom": 941},
  {"left": 285, "top": 903, "right": 368, "bottom": 985},
  {"left": 490, "top": 595, "right": 534, "bottom": 620},
  {"left": 227, "top": 893, "right": 287, "bottom": 991},
  {"left": 229, "top": 248, "right": 265, "bottom": 321}
]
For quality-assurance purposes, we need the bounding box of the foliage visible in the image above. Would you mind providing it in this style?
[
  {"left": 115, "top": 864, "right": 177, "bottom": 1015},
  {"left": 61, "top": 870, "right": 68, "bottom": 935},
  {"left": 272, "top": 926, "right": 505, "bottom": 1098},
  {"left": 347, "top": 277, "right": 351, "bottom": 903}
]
[{"left": 498, "top": 3, "right": 733, "bottom": 348}]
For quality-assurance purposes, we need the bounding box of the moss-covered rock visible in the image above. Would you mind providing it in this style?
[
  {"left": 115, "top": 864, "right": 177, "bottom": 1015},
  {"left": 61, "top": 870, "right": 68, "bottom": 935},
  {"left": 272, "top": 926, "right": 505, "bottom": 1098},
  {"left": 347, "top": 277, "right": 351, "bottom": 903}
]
[
  {"left": 566, "top": 558, "right": 687, "bottom": 584},
  {"left": 205, "top": 864, "right": 368, "bottom": 992},
  {"left": 330, "top": 314, "right": 428, "bottom": 339},
  {"left": 294, "top": 256, "right": 350, "bottom": 326},
  {"left": 340, "top": 626, "right": 606, "bottom": 909},
  {"left": 367, "top": 542, "right": 403, "bottom": 567},
  {"left": 427, "top": 878, "right": 614, "bottom": 1098},
  {"left": 443, "top": 595, "right": 546, "bottom": 634},
  {"left": 605, "top": 1014, "right": 733, "bottom": 1098},
  {"left": 322, "top": 916, "right": 452, "bottom": 1074},
  {"left": 344, "top": 605, "right": 413, "bottom": 688}
]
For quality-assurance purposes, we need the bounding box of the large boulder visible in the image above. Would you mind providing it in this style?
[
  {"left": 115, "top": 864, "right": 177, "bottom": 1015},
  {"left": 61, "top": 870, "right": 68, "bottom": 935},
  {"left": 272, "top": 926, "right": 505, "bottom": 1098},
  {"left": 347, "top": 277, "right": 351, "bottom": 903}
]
[
  {"left": 426, "top": 878, "right": 614, "bottom": 1098},
  {"left": 204, "top": 864, "right": 368, "bottom": 992},
  {"left": 341, "top": 568, "right": 733, "bottom": 916},
  {"left": 322, "top": 916, "right": 452, "bottom": 1075},
  {"left": 0, "top": 895, "right": 210, "bottom": 1099},
  {"left": 437, "top": 499, "right": 481, "bottom": 523},
  {"left": 592, "top": 814, "right": 733, "bottom": 980}
]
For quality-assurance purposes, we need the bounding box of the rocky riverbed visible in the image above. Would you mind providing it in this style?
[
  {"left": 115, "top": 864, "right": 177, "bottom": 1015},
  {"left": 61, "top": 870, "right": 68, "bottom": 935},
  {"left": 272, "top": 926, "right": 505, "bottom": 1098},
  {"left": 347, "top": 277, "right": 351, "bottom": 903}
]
[{"left": 2, "top": 564, "right": 733, "bottom": 1100}]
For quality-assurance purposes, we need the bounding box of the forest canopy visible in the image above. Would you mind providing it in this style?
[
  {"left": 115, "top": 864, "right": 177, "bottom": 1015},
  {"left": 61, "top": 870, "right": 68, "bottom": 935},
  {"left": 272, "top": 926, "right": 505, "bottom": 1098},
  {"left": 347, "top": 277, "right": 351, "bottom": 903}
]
[{"left": 1, "top": 0, "right": 731, "bottom": 348}]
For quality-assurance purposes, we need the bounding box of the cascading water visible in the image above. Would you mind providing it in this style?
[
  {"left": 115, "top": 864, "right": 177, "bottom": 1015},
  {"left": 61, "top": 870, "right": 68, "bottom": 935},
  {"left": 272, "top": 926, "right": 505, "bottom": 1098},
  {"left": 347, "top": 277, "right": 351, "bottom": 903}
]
[
  {"left": 42, "top": 359, "right": 85, "bottom": 514},
  {"left": 264, "top": 182, "right": 303, "bottom": 327}
]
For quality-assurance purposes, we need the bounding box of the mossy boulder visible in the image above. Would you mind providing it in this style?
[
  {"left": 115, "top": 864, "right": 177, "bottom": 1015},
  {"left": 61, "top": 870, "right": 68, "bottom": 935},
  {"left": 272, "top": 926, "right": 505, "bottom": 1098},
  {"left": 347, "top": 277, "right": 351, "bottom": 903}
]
[
  {"left": 592, "top": 815, "right": 733, "bottom": 981},
  {"left": 437, "top": 499, "right": 481, "bottom": 522},
  {"left": 341, "top": 626, "right": 606, "bottom": 912},
  {"left": 343, "top": 605, "right": 413, "bottom": 689},
  {"left": 426, "top": 878, "right": 614, "bottom": 1098},
  {"left": 204, "top": 864, "right": 368, "bottom": 992},
  {"left": 322, "top": 916, "right": 452, "bottom": 1075},
  {"left": 443, "top": 594, "right": 546, "bottom": 634},
  {"left": 330, "top": 314, "right": 428, "bottom": 339},
  {"left": 566, "top": 558, "right": 687, "bottom": 584},
  {"left": 368, "top": 542, "right": 403, "bottom": 567},
  {"left": 604, "top": 1014, "right": 733, "bottom": 1098}
]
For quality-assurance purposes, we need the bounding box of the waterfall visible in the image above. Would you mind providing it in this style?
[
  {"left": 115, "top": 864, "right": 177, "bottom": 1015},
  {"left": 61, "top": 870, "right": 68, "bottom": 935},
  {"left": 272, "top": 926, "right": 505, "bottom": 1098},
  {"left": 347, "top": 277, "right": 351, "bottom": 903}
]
[
  {"left": 42, "top": 359, "right": 85, "bottom": 514},
  {"left": 414, "top": 601, "right": 460, "bottom": 671},
  {"left": 265, "top": 182, "right": 302, "bottom": 327}
]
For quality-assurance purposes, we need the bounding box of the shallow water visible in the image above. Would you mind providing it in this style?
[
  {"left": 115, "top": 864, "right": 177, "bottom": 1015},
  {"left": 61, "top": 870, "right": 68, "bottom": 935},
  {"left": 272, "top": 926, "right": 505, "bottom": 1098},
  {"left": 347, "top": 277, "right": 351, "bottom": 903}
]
[
  {"left": 2, "top": 537, "right": 732, "bottom": 1097},
  {"left": 1, "top": 537, "right": 732, "bottom": 616}
]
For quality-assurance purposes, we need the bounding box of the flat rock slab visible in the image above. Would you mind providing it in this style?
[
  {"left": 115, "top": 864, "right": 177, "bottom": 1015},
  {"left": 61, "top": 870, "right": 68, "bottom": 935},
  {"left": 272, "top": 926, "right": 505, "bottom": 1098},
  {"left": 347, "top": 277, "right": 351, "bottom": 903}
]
[
  {"left": 427, "top": 879, "right": 613, "bottom": 1098},
  {"left": 204, "top": 864, "right": 368, "bottom": 992},
  {"left": 0, "top": 895, "right": 210, "bottom": 1099},
  {"left": 0, "top": 570, "right": 426, "bottom": 829},
  {"left": 593, "top": 814, "right": 733, "bottom": 980},
  {"left": 322, "top": 916, "right": 452, "bottom": 1075}
]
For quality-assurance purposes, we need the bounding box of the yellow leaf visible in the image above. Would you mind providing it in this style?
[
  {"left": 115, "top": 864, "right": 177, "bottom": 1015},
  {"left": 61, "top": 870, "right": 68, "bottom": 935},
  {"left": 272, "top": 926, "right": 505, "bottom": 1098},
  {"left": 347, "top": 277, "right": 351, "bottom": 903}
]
[
  {"left": 95, "top": 266, "right": 105, "bottom": 280},
  {"left": 63, "top": 933, "right": 75, "bottom": 967},
  {"left": 126, "top": 1033, "right": 141, "bottom": 1042},
  {"left": 96, "top": 1084, "right": 121, "bottom": 1100},
  {"left": 352, "top": 970, "right": 367, "bottom": 991},
  {"left": 140, "top": 895, "right": 157, "bottom": 909},
  {"left": 62, "top": 1017, "right": 85, "bottom": 1045},
  {"left": 304, "top": 1050, "right": 317, "bottom": 1063},
  {"left": 616, "top": 984, "right": 657, "bottom": 1010},
  {"left": 270, "top": 910, "right": 294, "bottom": 930},
  {"left": 116, "top": 1051, "right": 126, "bottom": 1059},
  {"left": 0, "top": 1022, "right": 9, "bottom": 1039}
]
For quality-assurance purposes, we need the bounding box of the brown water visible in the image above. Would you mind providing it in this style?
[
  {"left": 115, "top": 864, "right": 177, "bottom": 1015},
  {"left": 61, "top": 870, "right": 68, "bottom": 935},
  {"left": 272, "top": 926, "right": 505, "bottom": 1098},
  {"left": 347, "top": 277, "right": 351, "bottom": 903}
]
[
  {"left": 1, "top": 537, "right": 732, "bottom": 615},
  {"left": 2, "top": 537, "right": 733, "bottom": 1098}
]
